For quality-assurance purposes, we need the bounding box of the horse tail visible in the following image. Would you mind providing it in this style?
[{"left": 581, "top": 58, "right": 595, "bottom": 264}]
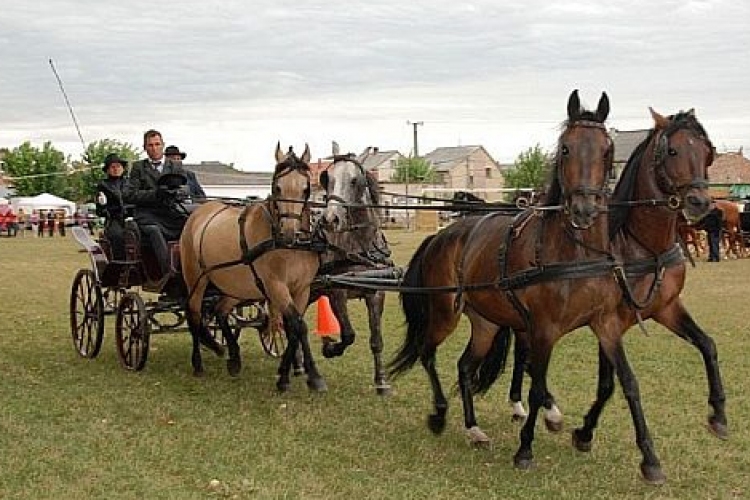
[
  {"left": 389, "top": 234, "right": 436, "bottom": 377},
  {"left": 472, "top": 326, "right": 513, "bottom": 395}
]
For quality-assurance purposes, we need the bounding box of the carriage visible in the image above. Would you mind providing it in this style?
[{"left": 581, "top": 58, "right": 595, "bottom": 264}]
[{"left": 69, "top": 214, "right": 286, "bottom": 371}]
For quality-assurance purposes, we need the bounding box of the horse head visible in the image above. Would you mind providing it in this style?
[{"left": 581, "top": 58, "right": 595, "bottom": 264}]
[
  {"left": 647, "top": 108, "right": 713, "bottom": 222},
  {"left": 271, "top": 142, "right": 312, "bottom": 238},
  {"left": 319, "top": 142, "right": 374, "bottom": 233},
  {"left": 549, "top": 89, "right": 613, "bottom": 230}
]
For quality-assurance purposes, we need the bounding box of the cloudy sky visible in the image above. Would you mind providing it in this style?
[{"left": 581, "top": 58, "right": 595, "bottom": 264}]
[{"left": 1, "top": 1, "right": 748, "bottom": 171}]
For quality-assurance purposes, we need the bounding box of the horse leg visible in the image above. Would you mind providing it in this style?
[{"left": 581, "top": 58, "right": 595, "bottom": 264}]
[
  {"left": 513, "top": 336, "right": 553, "bottom": 471},
  {"left": 215, "top": 298, "right": 242, "bottom": 377},
  {"left": 609, "top": 339, "right": 665, "bottom": 484},
  {"left": 365, "top": 291, "right": 390, "bottom": 396},
  {"left": 572, "top": 344, "right": 616, "bottom": 451},
  {"left": 654, "top": 305, "right": 727, "bottom": 438},
  {"left": 185, "top": 278, "right": 224, "bottom": 376},
  {"left": 511, "top": 330, "right": 563, "bottom": 432},
  {"left": 421, "top": 346, "right": 449, "bottom": 435},
  {"left": 320, "top": 290, "right": 355, "bottom": 358},
  {"left": 283, "top": 305, "right": 327, "bottom": 393}
]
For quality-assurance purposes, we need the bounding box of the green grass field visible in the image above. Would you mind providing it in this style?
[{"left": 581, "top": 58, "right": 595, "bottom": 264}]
[{"left": 0, "top": 232, "right": 748, "bottom": 499}]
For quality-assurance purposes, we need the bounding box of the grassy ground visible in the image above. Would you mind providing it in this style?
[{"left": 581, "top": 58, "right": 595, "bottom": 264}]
[{"left": 0, "top": 232, "right": 748, "bottom": 499}]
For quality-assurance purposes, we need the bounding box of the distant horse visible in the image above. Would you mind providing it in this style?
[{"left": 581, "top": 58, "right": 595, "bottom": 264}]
[
  {"left": 714, "top": 199, "right": 743, "bottom": 258},
  {"left": 391, "top": 89, "right": 612, "bottom": 450},
  {"left": 315, "top": 143, "right": 395, "bottom": 395},
  {"left": 449, "top": 191, "right": 520, "bottom": 218},
  {"left": 180, "top": 143, "right": 327, "bottom": 392},
  {"left": 677, "top": 211, "right": 705, "bottom": 258}
]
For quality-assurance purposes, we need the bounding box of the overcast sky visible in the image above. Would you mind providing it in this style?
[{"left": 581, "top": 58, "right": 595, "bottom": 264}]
[{"left": 1, "top": 1, "right": 748, "bottom": 171}]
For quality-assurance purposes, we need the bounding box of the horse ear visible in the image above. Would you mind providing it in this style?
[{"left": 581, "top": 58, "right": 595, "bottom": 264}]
[
  {"left": 595, "top": 92, "right": 610, "bottom": 122},
  {"left": 332, "top": 141, "right": 340, "bottom": 157},
  {"left": 275, "top": 141, "right": 284, "bottom": 164},
  {"left": 567, "top": 89, "right": 581, "bottom": 121},
  {"left": 319, "top": 171, "right": 329, "bottom": 191},
  {"left": 649, "top": 107, "right": 670, "bottom": 130},
  {"left": 301, "top": 143, "right": 311, "bottom": 164},
  {"left": 686, "top": 108, "right": 696, "bottom": 117}
]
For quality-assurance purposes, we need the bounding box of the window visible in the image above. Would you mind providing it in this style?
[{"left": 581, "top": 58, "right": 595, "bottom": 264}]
[{"left": 485, "top": 167, "right": 492, "bottom": 178}]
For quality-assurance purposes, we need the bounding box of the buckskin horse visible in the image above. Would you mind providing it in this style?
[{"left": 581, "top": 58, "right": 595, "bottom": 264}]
[
  {"left": 314, "top": 142, "right": 395, "bottom": 395},
  {"left": 179, "top": 143, "right": 327, "bottom": 392},
  {"left": 390, "top": 89, "right": 611, "bottom": 452}
]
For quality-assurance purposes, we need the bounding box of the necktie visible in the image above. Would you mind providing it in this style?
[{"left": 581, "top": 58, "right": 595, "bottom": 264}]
[{"left": 152, "top": 161, "right": 162, "bottom": 172}]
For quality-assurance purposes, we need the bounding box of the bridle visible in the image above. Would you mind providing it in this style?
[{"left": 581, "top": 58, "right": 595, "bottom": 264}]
[
  {"left": 269, "top": 158, "right": 312, "bottom": 230},
  {"left": 322, "top": 154, "right": 377, "bottom": 232},
  {"left": 557, "top": 119, "right": 613, "bottom": 210}
]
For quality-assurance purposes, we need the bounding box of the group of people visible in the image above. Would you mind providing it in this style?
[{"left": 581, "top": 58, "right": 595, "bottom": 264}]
[
  {"left": 0, "top": 207, "right": 74, "bottom": 238},
  {"left": 95, "top": 129, "right": 205, "bottom": 275}
]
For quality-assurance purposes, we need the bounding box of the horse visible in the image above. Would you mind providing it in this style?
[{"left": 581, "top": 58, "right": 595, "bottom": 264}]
[
  {"left": 179, "top": 143, "right": 327, "bottom": 392},
  {"left": 449, "top": 191, "right": 520, "bottom": 218},
  {"left": 390, "top": 88, "right": 611, "bottom": 447},
  {"left": 677, "top": 211, "right": 705, "bottom": 258},
  {"left": 313, "top": 143, "right": 395, "bottom": 395},
  {"left": 715, "top": 199, "right": 743, "bottom": 258}
]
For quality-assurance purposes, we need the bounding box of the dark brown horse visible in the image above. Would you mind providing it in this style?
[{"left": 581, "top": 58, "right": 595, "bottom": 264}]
[
  {"left": 391, "top": 89, "right": 612, "bottom": 445},
  {"left": 715, "top": 199, "right": 743, "bottom": 258},
  {"left": 179, "top": 144, "right": 327, "bottom": 392},
  {"left": 314, "top": 142, "right": 395, "bottom": 395}
]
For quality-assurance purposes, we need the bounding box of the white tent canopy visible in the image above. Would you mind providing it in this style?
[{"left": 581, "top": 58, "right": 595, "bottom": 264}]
[{"left": 10, "top": 193, "right": 77, "bottom": 215}]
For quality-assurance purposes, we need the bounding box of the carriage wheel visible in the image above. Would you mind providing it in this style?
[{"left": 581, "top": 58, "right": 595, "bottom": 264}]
[
  {"left": 115, "top": 292, "right": 150, "bottom": 371},
  {"left": 258, "top": 309, "right": 286, "bottom": 358},
  {"left": 69, "top": 269, "right": 105, "bottom": 358}
]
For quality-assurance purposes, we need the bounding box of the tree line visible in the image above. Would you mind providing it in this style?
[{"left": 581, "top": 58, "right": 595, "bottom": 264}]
[{"left": 1, "top": 139, "right": 551, "bottom": 203}]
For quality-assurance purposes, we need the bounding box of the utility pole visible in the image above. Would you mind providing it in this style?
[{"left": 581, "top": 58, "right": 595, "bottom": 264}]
[{"left": 406, "top": 120, "right": 423, "bottom": 230}]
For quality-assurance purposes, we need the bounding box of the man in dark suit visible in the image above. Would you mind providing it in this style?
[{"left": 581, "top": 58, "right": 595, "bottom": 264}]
[
  {"left": 124, "top": 129, "right": 189, "bottom": 276},
  {"left": 164, "top": 145, "right": 205, "bottom": 199}
]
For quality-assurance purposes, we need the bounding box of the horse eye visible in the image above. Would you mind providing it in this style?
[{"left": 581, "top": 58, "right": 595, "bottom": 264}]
[
  {"left": 668, "top": 147, "right": 678, "bottom": 156},
  {"left": 561, "top": 145, "right": 570, "bottom": 156}
]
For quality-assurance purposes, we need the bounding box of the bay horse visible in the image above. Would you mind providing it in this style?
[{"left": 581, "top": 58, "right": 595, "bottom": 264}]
[
  {"left": 315, "top": 142, "right": 395, "bottom": 395},
  {"left": 390, "top": 89, "right": 611, "bottom": 446},
  {"left": 179, "top": 143, "right": 327, "bottom": 392}
]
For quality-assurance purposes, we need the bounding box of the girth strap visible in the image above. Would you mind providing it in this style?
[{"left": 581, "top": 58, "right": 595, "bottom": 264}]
[{"left": 613, "top": 244, "right": 685, "bottom": 311}]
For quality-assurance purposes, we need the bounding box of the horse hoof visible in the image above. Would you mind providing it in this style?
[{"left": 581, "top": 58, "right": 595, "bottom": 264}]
[
  {"left": 572, "top": 429, "right": 593, "bottom": 452},
  {"left": 466, "top": 426, "right": 492, "bottom": 448},
  {"left": 640, "top": 463, "right": 666, "bottom": 485},
  {"left": 375, "top": 384, "right": 392, "bottom": 397},
  {"left": 226, "top": 358, "right": 242, "bottom": 377},
  {"left": 276, "top": 380, "right": 290, "bottom": 393},
  {"left": 427, "top": 414, "right": 446, "bottom": 435},
  {"left": 511, "top": 413, "right": 527, "bottom": 423},
  {"left": 545, "top": 418, "right": 564, "bottom": 433},
  {"left": 707, "top": 418, "right": 729, "bottom": 440},
  {"left": 307, "top": 377, "right": 328, "bottom": 393},
  {"left": 513, "top": 455, "right": 536, "bottom": 471}
]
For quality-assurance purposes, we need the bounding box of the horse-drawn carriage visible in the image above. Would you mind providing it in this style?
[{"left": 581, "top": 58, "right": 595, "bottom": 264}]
[{"left": 69, "top": 208, "right": 285, "bottom": 372}]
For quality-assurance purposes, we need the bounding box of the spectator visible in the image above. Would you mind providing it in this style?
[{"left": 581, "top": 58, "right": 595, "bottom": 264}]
[
  {"left": 164, "top": 145, "right": 205, "bottom": 200},
  {"left": 38, "top": 210, "right": 45, "bottom": 237},
  {"left": 17, "top": 208, "right": 26, "bottom": 237},
  {"left": 702, "top": 203, "right": 724, "bottom": 262},
  {"left": 47, "top": 210, "right": 55, "bottom": 237}
]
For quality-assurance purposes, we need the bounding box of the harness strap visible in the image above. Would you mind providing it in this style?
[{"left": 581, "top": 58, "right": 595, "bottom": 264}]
[{"left": 612, "top": 244, "right": 684, "bottom": 311}]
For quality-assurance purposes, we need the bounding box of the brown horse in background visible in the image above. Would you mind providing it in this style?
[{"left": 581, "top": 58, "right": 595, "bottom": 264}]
[
  {"left": 179, "top": 143, "right": 327, "bottom": 392},
  {"left": 715, "top": 199, "right": 743, "bottom": 258}
]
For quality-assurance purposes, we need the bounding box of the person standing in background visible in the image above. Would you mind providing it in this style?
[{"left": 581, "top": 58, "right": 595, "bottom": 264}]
[
  {"left": 47, "top": 210, "right": 55, "bottom": 237},
  {"left": 164, "top": 145, "right": 205, "bottom": 200}
]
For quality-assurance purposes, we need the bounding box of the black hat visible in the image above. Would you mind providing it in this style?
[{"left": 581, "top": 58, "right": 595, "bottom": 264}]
[
  {"left": 103, "top": 153, "right": 128, "bottom": 172},
  {"left": 164, "top": 145, "right": 187, "bottom": 160}
]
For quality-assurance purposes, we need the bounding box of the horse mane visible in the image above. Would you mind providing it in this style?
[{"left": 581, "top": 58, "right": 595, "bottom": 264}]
[
  {"left": 544, "top": 110, "right": 610, "bottom": 212},
  {"left": 365, "top": 170, "right": 381, "bottom": 205},
  {"left": 608, "top": 111, "right": 711, "bottom": 240}
]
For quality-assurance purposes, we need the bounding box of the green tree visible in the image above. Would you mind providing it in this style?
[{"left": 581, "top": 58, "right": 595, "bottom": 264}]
[
  {"left": 503, "top": 144, "right": 551, "bottom": 190},
  {"left": 2, "top": 141, "right": 68, "bottom": 197},
  {"left": 65, "top": 139, "right": 140, "bottom": 202},
  {"left": 391, "top": 156, "right": 436, "bottom": 183}
]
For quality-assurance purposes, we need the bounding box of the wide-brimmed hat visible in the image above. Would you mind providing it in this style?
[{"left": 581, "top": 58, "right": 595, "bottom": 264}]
[
  {"left": 164, "top": 145, "right": 187, "bottom": 160},
  {"left": 103, "top": 153, "right": 128, "bottom": 172}
]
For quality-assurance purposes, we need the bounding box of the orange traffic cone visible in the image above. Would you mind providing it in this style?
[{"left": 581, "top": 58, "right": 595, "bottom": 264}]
[{"left": 315, "top": 296, "right": 340, "bottom": 336}]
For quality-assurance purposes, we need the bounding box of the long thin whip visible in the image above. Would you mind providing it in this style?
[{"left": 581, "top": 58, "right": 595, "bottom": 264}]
[{"left": 48, "top": 58, "right": 87, "bottom": 159}]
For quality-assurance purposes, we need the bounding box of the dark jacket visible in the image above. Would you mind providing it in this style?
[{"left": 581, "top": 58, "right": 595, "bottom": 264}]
[
  {"left": 701, "top": 207, "right": 724, "bottom": 233},
  {"left": 95, "top": 176, "right": 127, "bottom": 222},
  {"left": 123, "top": 158, "right": 189, "bottom": 231},
  {"left": 186, "top": 170, "right": 205, "bottom": 198}
]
